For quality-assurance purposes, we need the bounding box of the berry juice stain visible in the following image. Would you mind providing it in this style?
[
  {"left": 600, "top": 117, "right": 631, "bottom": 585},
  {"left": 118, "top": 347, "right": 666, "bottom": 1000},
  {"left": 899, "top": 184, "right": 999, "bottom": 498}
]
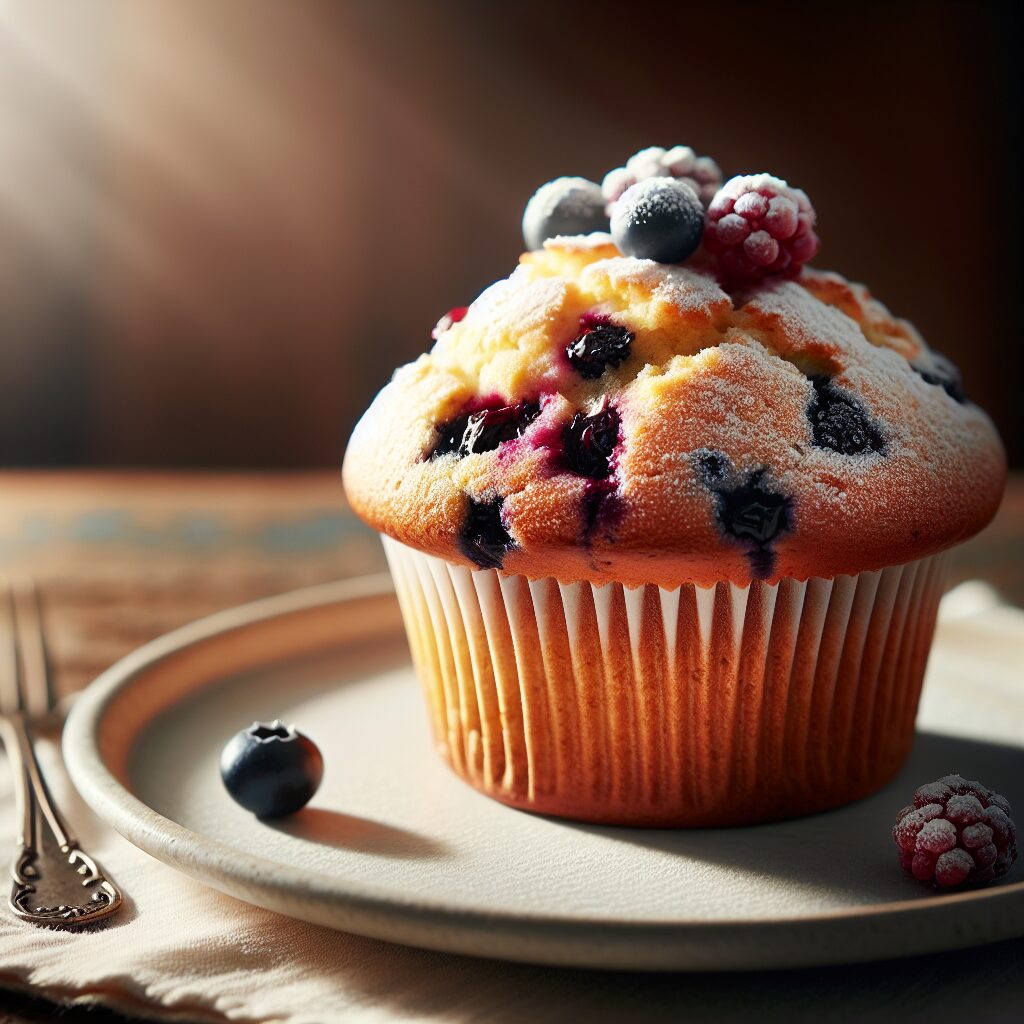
[{"left": 581, "top": 481, "right": 624, "bottom": 544}]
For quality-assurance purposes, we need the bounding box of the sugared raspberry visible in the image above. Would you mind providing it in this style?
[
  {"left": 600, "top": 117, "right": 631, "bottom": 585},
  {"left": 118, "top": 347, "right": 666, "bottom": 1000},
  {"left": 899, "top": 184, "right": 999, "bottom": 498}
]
[
  {"left": 601, "top": 145, "right": 722, "bottom": 213},
  {"left": 704, "top": 174, "right": 819, "bottom": 283},
  {"left": 893, "top": 775, "right": 1017, "bottom": 888}
]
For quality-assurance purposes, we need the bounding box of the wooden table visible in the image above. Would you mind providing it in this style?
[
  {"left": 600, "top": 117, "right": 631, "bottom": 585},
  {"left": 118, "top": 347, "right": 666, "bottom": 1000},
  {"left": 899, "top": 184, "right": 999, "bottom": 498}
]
[
  {"left": 0, "top": 472, "right": 385, "bottom": 700},
  {"left": 0, "top": 471, "right": 1022, "bottom": 1023}
]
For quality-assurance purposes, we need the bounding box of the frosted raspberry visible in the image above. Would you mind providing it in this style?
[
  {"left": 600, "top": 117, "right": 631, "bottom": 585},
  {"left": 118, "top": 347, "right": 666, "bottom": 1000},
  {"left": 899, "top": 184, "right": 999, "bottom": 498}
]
[
  {"left": 934, "top": 849, "right": 974, "bottom": 887},
  {"left": 704, "top": 173, "right": 819, "bottom": 283},
  {"left": 601, "top": 145, "right": 722, "bottom": 213},
  {"left": 892, "top": 776, "right": 1017, "bottom": 889}
]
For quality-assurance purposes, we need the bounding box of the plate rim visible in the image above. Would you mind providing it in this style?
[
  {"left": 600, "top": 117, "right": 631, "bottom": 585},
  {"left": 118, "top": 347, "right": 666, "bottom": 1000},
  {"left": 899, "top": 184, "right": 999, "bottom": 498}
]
[{"left": 62, "top": 574, "right": 1024, "bottom": 969}]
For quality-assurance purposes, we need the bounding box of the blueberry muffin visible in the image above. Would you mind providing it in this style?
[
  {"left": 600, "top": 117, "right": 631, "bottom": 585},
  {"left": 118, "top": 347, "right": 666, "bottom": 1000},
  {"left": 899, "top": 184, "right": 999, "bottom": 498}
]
[{"left": 343, "top": 149, "right": 1005, "bottom": 826}]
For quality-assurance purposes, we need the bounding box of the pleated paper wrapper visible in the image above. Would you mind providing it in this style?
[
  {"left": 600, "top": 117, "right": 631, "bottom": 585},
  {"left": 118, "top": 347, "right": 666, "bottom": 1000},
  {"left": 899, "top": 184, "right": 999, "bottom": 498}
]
[{"left": 383, "top": 536, "right": 950, "bottom": 826}]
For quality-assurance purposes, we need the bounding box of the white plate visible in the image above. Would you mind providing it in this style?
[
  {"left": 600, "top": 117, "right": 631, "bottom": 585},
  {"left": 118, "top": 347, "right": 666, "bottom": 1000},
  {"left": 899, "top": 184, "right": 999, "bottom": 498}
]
[{"left": 63, "top": 575, "right": 1024, "bottom": 970}]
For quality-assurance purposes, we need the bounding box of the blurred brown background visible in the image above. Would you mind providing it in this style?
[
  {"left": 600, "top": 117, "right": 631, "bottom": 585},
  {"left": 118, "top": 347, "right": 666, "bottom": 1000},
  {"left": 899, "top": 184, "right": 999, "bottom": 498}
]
[{"left": 0, "top": 0, "right": 1020, "bottom": 469}]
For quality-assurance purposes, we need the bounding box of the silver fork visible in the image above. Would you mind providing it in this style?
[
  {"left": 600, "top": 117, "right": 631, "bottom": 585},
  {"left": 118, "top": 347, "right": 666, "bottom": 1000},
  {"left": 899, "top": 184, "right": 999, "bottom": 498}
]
[{"left": 0, "top": 575, "right": 122, "bottom": 926}]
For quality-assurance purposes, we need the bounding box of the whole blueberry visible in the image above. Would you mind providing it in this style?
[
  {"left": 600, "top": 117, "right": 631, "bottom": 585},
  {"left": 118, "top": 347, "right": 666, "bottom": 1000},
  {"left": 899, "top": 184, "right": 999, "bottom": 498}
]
[
  {"left": 611, "top": 177, "right": 704, "bottom": 263},
  {"left": 220, "top": 720, "right": 323, "bottom": 818},
  {"left": 522, "top": 177, "right": 609, "bottom": 250}
]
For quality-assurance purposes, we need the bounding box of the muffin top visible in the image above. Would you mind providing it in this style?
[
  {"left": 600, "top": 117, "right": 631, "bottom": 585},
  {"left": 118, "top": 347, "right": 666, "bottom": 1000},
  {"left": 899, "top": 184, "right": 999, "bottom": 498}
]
[{"left": 343, "top": 159, "right": 1005, "bottom": 588}]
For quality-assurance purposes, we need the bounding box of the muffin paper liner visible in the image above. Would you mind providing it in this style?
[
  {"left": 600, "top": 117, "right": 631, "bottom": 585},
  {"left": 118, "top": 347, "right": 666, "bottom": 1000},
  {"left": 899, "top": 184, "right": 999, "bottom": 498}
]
[{"left": 383, "top": 536, "right": 950, "bottom": 826}]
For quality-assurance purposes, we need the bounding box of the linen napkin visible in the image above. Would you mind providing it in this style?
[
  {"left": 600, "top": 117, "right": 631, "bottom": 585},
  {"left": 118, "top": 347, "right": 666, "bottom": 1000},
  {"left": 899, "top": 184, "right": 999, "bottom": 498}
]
[{"left": 0, "top": 585, "right": 1022, "bottom": 1023}]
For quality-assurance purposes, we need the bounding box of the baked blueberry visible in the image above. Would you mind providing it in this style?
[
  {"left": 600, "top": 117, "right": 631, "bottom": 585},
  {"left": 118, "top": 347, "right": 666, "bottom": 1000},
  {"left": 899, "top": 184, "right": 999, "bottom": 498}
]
[
  {"left": 462, "top": 402, "right": 540, "bottom": 453},
  {"left": 692, "top": 449, "right": 730, "bottom": 485},
  {"left": 610, "top": 177, "right": 704, "bottom": 263},
  {"left": 807, "top": 376, "right": 886, "bottom": 456},
  {"left": 913, "top": 351, "right": 966, "bottom": 404},
  {"left": 565, "top": 319, "right": 634, "bottom": 379},
  {"left": 220, "top": 721, "right": 323, "bottom": 818},
  {"left": 692, "top": 450, "right": 794, "bottom": 579},
  {"left": 459, "top": 494, "right": 514, "bottom": 569},
  {"left": 429, "top": 401, "right": 540, "bottom": 460},
  {"left": 522, "top": 177, "right": 609, "bottom": 251},
  {"left": 429, "top": 411, "right": 475, "bottom": 459},
  {"left": 562, "top": 405, "right": 620, "bottom": 479},
  {"left": 715, "top": 472, "right": 793, "bottom": 547}
]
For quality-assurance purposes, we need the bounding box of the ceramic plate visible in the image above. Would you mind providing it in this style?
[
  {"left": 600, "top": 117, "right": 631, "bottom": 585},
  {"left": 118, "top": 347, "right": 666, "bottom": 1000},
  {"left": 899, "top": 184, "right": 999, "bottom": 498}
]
[{"left": 63, "top": 575, "right": 1024, "bottom": 970}]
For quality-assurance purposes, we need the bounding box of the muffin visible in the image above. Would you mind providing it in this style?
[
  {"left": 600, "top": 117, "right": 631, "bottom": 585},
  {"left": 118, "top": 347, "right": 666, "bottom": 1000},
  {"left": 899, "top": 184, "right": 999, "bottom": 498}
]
[{"left": 342, "top": 149, "right": 1005, "bottom": 826}]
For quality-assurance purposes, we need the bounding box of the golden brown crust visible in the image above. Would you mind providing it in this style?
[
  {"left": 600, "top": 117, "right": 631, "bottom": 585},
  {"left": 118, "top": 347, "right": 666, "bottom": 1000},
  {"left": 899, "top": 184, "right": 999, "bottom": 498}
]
[{"left": 343, "top": 239, "right": 1005, "bottom": 587}]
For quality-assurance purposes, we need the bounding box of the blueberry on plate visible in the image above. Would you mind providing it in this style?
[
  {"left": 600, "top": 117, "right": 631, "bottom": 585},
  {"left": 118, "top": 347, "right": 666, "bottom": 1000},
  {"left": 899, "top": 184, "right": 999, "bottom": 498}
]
[
  {"left": 611, "top": 177, "right": 704, "bottom": 263},
  {"left": 220, "top": 720, "right": 323, "bottom": 818},
  {"left": 522, "top": 177, "right": 609, "bottom": 250}
]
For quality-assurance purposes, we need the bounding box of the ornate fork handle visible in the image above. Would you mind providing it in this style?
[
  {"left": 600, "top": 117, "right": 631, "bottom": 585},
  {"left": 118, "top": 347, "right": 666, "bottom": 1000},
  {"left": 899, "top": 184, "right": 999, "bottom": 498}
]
[{"left": 1, "top": 715, "right": 122, "bottom": 926}]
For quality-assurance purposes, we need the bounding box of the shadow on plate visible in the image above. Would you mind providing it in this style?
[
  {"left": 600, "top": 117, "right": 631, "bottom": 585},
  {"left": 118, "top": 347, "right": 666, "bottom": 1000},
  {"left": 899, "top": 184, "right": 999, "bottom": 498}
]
[
  {"left": 269, "top": 806, "right": 450, "bottom": 860},
  {"left": 555, "top": 731, "right": 1024, "bottom": 902}
]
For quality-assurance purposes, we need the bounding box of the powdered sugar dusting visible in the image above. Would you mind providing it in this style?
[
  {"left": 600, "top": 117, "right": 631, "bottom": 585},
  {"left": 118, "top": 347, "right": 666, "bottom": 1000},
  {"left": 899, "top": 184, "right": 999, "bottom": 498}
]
[
  {"left": 743, "top": 280, "right": 867, "bottom": 361},
  {"left": 460, "top": 267, "right": 569, "bottom": 338},
  {"left": 543, "top": 232, "right": 615, "bottom": 252},
  {"left": 582, "top": 258, "right": 730, "bottom": 322},
  {"left": 799, "top": 269, "right": 924, "bottom": 360}
]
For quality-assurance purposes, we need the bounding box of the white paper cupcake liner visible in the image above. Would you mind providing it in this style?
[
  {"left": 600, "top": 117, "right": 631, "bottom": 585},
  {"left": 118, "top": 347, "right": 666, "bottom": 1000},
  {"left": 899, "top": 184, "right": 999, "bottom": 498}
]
[{"left": 383, "top": 535, "right": 950, "bottom": 826}]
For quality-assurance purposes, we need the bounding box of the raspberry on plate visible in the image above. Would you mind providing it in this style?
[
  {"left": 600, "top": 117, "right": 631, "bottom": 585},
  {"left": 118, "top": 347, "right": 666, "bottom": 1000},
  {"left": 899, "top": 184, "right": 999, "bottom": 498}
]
[
  {"left": 892, "top": 775, "right": 1017, "bottom": 888},
  {"left": 704, "top": 173, "right": 820, "bottom": 283}
]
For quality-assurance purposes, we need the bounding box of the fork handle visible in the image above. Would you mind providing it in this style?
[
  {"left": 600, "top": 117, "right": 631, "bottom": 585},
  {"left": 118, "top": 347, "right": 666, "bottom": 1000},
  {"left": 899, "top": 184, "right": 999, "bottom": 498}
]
[{"left": 1, "top": 715, "right": 123, "bottom": 926}]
